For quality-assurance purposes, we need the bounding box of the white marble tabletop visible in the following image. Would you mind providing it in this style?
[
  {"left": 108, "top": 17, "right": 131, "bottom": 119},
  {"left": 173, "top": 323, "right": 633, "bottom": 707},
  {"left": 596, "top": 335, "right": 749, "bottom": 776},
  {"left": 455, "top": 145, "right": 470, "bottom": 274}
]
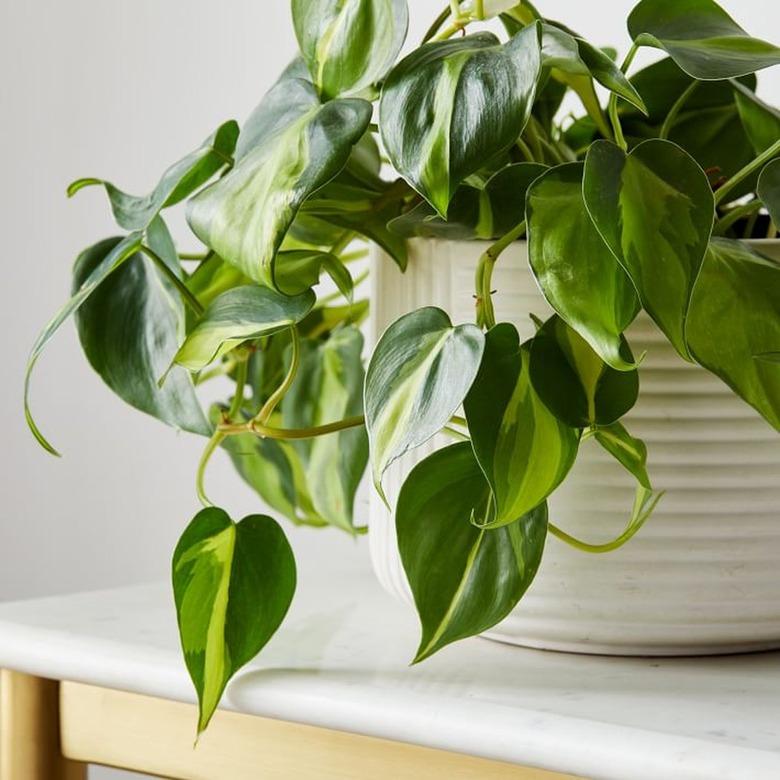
[{"left": 0, "top": 561, "right": 778, "bottom": 780}]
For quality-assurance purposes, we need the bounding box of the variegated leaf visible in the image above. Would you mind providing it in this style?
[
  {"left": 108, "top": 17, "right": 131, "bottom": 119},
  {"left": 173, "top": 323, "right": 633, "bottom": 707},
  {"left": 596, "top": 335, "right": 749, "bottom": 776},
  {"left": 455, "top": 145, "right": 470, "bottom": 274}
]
[
  {"left": 594, "top": 421, "right": 651, "bottom": 490},
  {"left": 396, "top": 442, "right": 547, "bottom": 662},
  {"left": 379, "top": 25, "right": 541, "bottom": 217},
  {"left": 187, "top": 78, "right": 371, "bottom": 288},
  {"left": 464, "top": 324, "right": 578, "bottom": 528},
  {"left": 292, "top": 0, "right": 409, "bottom": 99},
  {"left": 364, "top": 307, "right": 484, "bottom": 494}
]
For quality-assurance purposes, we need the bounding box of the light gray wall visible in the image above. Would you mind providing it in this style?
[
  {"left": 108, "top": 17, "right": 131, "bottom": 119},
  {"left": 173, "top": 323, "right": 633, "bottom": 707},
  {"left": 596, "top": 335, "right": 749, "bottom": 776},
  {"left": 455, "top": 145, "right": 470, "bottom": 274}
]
[{"left": 1, "top": 2, "right": 777, "bottom": 778}]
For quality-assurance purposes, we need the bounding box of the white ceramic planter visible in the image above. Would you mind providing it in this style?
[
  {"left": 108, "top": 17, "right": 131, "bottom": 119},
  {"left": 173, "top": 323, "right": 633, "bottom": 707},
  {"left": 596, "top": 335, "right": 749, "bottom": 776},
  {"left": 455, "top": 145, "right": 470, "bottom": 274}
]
[{"left": 368, "top": 238, "right": 780, "bottom": 656}]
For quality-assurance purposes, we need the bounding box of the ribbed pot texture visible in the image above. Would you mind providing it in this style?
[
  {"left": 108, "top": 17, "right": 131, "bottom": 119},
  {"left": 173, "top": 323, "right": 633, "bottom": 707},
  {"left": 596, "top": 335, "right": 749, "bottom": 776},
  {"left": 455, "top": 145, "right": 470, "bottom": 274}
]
[{"left": 368, "top": 238, "right": 780, "bottom": 656}]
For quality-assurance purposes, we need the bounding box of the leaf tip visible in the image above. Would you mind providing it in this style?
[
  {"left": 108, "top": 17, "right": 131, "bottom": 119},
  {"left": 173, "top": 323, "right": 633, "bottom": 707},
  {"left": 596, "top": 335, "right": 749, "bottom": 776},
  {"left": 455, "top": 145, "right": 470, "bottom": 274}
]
[{"left": 66, "top": 177, "right": 101, "bottom": 199}]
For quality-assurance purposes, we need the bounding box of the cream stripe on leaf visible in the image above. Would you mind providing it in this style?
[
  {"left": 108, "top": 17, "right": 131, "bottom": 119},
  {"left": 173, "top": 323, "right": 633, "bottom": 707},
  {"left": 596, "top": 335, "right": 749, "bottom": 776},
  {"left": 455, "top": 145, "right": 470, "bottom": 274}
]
[
  {"left": 396, "top": 442, "right": 547, "bottom": 663},
  {"left": 527, "top": 162, "right": 639, "bottom": 371},
  {"left": 380, "top": 24, "right": 542, "bottom": 218},
  {"left": 293, "top": 0, "right": 409, "bottom": 99},
  {"left": 187, "top": 78, "right": 371, "bottom": 289},
  {"left": 464, "top": 324, "right": 579, "bottom": 528},
  {"left": 173, "top": 507, "right": 296, "bottom": 733},
  {"left": 364, "top": 307, "right": 484, "bottom": 495}
]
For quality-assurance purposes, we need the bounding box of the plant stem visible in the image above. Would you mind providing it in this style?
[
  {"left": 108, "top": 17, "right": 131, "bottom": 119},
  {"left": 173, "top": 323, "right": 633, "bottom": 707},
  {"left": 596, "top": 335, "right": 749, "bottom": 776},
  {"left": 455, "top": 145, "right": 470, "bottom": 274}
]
[
  {"left": 218, "top": 414, "right": 366, "bottom": 440},
  {"left": 714, "top": 139, "right": 780, "bottom": 205},
  {"left": 607, "top": 42, "right": 639, "bottom": 151},
  {"left": 330, "top": 231, "right": 355, "bottom": 256},
  {"left": 713, "top": 199, "right": 764, "bottom": 235},
  {"left": 140, "top": 245, "right": 204, "bottom": 317},
  {"left": 254, "top": 327, "right": 300, "bottom": 426},
  {"left": 658, "top": 81, "right": 699, "bottom": 140},
  {"left": 422, "top": 6, "right": 452, "bottom": 43}
]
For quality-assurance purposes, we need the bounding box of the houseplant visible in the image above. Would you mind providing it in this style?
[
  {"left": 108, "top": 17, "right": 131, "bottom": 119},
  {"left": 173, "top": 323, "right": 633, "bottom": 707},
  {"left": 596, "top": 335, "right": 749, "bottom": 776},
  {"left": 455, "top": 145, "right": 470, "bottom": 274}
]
[{"left": 24, "top": 0, "right": 780, "bottom": 732}]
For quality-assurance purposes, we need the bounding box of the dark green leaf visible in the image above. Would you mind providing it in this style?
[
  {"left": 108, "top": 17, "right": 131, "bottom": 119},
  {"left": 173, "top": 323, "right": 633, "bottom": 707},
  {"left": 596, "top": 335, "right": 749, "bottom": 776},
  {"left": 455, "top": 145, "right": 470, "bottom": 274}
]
[
  {"left": 758, "top": 159, "right": 780, "bottom": 226},
  {"left": 173, "top": 507, "right": 296, "bottom": 732},
  {"left": 397, "top": 442, "right": 547, "bottom": 662},
  {"left": 732, "top": 81, "right": 780, "bottom": 156}
]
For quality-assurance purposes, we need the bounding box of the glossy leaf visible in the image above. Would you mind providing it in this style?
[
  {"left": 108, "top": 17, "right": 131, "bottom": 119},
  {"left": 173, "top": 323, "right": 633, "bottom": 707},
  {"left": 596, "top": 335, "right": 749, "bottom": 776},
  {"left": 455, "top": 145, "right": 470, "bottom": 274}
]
[
  {"left": 68, "top": 121, "right": 238, "bottom": 231},
  {"left": 187, "top": 78, "right": 371, "bottom": 288},
  {"left": 390, "top": 163, "right": 546, "bottom": 240},
  {"left": 379, "top": 25, "right": 541, "bottom": 216},
  {"left": 583, "top": 139, "right": 714, "bottom": 361},
  {"left": 758, "top": 159, "right": 780, "bottom": 226},
  {"left": 292, "top": 0, "right": 408, "bottom": 99},
  {"left": 364, "top": 307, "right": 484, "bottom": 494},
  {"left": 594, "top": 421, "right": 651, "bottom": 490},
  {"left": 396, "top": 442, "right": 547, "bottom": 662},
  {"left": 173, "top": 507, "right": 296, "bottom": 732},
  {"left": 732, "top": 81, "right": 780, "bottom": 156},
  {"left": 464, "top": 325, "right": 578, "bottom": 528},
  {"left": 171, "top": 286, "right": 315, "bottom": 373},
  {"left": 529, "top": 315, "right": 639, "bottom": 429},
  {"left": 25, "top": 231, "right": 143, "bottom": 455},
  {"left": 74, "top": 219, "right": 209, "bottom": 436},
  {"left": 527, "top": 162, "right": 639, "bottom": 370},
  {"left": 283, "top": 327, "right": 368, "bottom": 532},
  {"left": 687, "top": 238, "right": 780, "bottom": 430},
  {"left": 627, "top": 0, "right": 780, "bottom": 80}
]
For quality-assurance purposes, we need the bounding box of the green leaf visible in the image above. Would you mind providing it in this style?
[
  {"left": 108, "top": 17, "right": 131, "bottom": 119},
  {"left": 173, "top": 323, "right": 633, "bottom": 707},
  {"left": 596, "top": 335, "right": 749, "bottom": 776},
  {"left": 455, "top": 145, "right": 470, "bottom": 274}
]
[
  {"left": 171, "top": 286, "right": 315, "bottom": 373},
  {"left": 464, "top": 324, "right": 578, "bottom": 528},
  {"left": 25, "top": 231, "right": 143, "bottom": 455},
  {"left": 396, "top": 442, "right": 547, "bottom": 662},
  {"left": 529, "top": 315, "right": 639, "bottom": 429},
  {"left": 379, "top": 25, "right": 541, "bottom": 216},
  {"left": 583, "top": 139, "right": 714, "bottom": 361},
  {"left": 593, "top": 421, "right": 651, "bottom": 490},
  {"left": 390, "top": 163, "right": 546, "bottom": 240},
  {"left": 526, "top": 162, "right": 639, "bottom": 371},
  {"left": 364, "top": 307, "right": 484, "bottom": 494},
  {"left": 283, "top": 327, "right": 368, "bottom": 532},
  {"left": 687, "top": 238, "right": 780, "bottom": 430},
  {"left": 292, "top": 0, "right": 408, "bottom": 99},
  {"left": 73, "top": 219, "right": 210, "bottom": 436},
  {"left": 68, "top": 121, "right": 238, "bottom": 231},
  {"left": 187, "top": 78, "right": 371, "bottom": 288},
  {"left": 758, "top": 158, "right": 780, "bottom": 226},
  {"left": 627, "top": 0, "right": 780, "bottom": 80},
  {"left": 732, "top": 81, "right": 780, "bottom": 156},
  {"left": 172, "top": 507, "right": 296, "bottom": 733},
  {"left": 273, "top": 249, "right": 353, "bottom": 300}
]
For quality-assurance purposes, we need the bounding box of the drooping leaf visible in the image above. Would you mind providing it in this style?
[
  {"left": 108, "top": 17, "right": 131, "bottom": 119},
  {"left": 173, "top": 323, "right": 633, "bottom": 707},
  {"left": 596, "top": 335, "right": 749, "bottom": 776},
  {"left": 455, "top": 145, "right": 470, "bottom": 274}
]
[
  {"left": 464, "top": 324, "right": 578, "bottom": 528},
  {"left": 172, "top": 507, "right": 296, "bottom": 733},
  {"left": 273, "top": 249, "right": 353, "bottom": 300},
  {"left": 25, "top": 231, "right": 143, "bottom": 455},
  {"left": 593, "top": 421, "right": 651, "bottom": 490},
  {"left": 364, "top": 307, "right": 484, "bottom": 494},
  {"left": 74, "top": 218, "right": 210, "bottom": 436},
  {"left": 187, "top": 78, "right": 371, "bottom": 288},
  {"left": 687, "top": 238, "right": 780, "bottom": 430},
  {"left": 758, "top": 158, "right": 780, "bottom": 226},
  {"left": 68, "top": 121, "right": 238, "bottom": 231},
  {"left": 529, "top": 315, "right": 639, "bottom": 429},
  {"left": 583, "top": 139, "right": 714, "bottom": 361},
  {"left": 283, "top": 327, "right": 368, "bottom": 532},
  {"left": 627, "top": 0, "right": 780, "bottom": 80},
  {"left": 396, "top": 442, "right": 547, "bottom": 662},
  {"left": 526, "top": 162, "right": 639, "bottom": 370},
  {"left": 390, "top": 163, "right": 546, "bottom": 240},
  {"left": 292, "top": 0, "right": 409, "bottom": 99},
  {"left": 732, "top": 81, "right": 780, "bottom": 157},
  {"left": 171, "top": 286, "right": 315, "bottom": 373},
  {"left": 379, "top": 25, "right": 541, "bottom": 216}
]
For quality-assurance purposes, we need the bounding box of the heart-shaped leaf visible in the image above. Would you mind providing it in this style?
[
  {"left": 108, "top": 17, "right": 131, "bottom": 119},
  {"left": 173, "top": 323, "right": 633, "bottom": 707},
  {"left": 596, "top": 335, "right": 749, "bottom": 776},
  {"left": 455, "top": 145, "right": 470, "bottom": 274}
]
[
  {"left": 292, "top": 0, "right": 409, "bottom": 99},
  {"left": 390, "top": 162, "right": 546, "bottom": 240},
  {"left": 68, "top": 121, "right": 238, "bottom": 231},
  {"left": 527, "top": 162, "right": 639, "bottom": 370},
  {"left": 687, "top": 238, "right": 780, "bottom": 430},
  {"left": 25, "top": 231, "right": 144, "bottom": 455},
  {"left": 282, "top": 326, "right": 368, "bottom": 532},
  {"left": 396, "top": 442, "right": 547, "bottom": 662},
  {"left": 583, "top": 139, "right": 714, "bottom": 361},
  {"left": 529, "top": 315, "right": 639, "bottom": 429},
  {"left": 464, "top": 324, "right": 578, "bottom": 528},
  {"left": 74, "top": 218, "right": 210, "bottom": 436},
  {"left": 171, "top": 286, "right": 315, "bottom": 373},
  {"left": 758, "top": 159, "right": 780, "bottom": 226},
  {"left": 627, "top": 0, "right": 780, "bottom": 80},
  {"left": 173, "top": 507, "right": 296, "bottom": 733},
  {"left": 187, "top": 78, "right": 371, "bottom": 288},
  {"left": 379, "top": 25, "right": 541, "bottom": 217},
  {"left": 364, "top": 307, "right": 484, "bottom": 494}
]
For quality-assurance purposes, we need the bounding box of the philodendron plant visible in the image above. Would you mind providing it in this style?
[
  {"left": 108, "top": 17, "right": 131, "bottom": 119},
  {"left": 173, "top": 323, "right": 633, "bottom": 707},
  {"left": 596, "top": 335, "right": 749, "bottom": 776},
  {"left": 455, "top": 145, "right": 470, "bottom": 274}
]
[{"left": 26, "top": 0, "right": 780, "bottom": 732}]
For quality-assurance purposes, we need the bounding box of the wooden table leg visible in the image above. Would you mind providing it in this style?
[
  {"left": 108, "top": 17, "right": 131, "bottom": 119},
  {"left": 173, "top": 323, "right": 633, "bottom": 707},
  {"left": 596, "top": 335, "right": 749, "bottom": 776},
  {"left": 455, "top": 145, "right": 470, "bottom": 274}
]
[{"left": 0, "top": 669, "right": 86, "bottom": 780}]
